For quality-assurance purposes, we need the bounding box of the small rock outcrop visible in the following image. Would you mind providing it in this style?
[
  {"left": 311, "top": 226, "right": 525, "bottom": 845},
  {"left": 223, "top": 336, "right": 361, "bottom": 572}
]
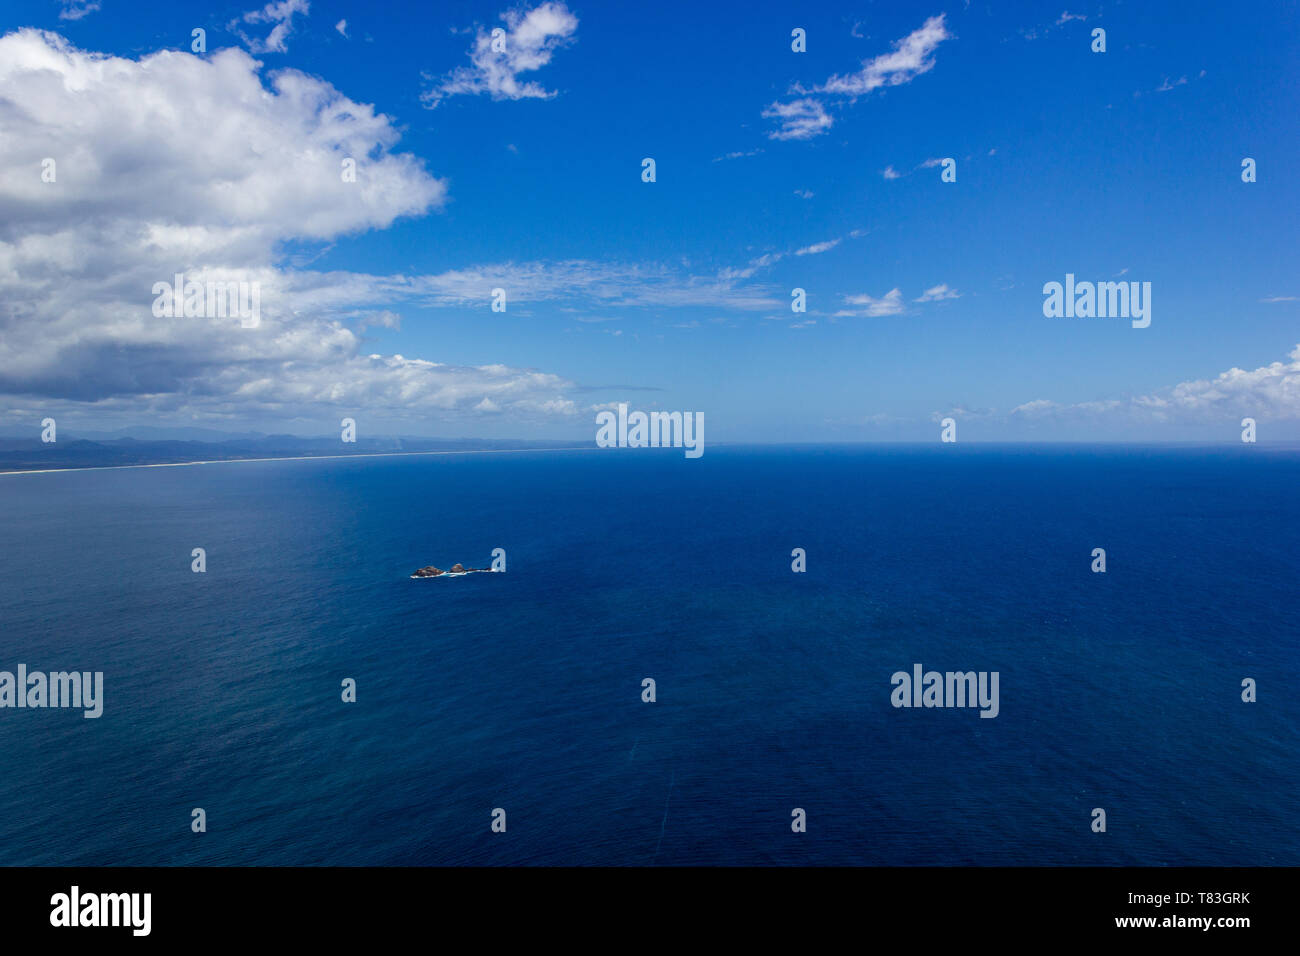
[{"left": 411, "top": 561, "right": 490, "bottom": 578}]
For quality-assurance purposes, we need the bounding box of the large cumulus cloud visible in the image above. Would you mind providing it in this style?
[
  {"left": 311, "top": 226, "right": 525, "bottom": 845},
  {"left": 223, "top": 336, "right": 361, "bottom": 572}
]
[{"left": 0, "top": 29, "right": 581, "bottom": 426}]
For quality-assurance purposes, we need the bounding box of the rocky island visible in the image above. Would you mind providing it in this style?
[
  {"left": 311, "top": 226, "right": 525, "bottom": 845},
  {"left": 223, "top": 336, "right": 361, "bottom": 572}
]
[{"left": 411, "top": 563, "right": 491, "bottom": 578}]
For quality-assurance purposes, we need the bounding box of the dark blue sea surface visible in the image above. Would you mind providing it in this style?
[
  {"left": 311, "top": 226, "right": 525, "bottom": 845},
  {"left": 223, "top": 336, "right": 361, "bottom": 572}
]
[{"left": 0, "top": 445, "right": 1296, "bottom": 865}]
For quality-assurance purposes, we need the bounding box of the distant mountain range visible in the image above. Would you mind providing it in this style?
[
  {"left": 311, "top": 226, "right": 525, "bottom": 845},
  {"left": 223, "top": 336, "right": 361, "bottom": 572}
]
[{"left": 0, "top": 434, "right": 584, "bottom": 472}]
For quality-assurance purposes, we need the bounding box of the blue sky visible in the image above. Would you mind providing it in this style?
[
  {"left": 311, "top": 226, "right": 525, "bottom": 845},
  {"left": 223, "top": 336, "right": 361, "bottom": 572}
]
[{"left": 0, "top": 0, "right": 1297, "bottom": 440}]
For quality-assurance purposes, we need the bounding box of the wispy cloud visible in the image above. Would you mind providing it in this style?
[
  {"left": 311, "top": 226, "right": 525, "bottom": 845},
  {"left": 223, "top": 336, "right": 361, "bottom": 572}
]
[
  {"left": 718, "top": 231, "right": 863, "bottom": 279},
  {"left": 761, "top": 98, "right": 833, "bottom": 141},
  {"left": 765, "top": 15, "right": 952, "bottom": 142},
  {"left": 295, "top": 259, "right": 788, "bottom": 313},
  {"left": 1008, "top": 345, "right": 1300, "bottom": 424},
  {"left": 713, "top": 148, "right": 763, "bottom": 162},
  {"left": 841, "top": 288, "right": 905, "bottom": 316},
  {"left": 57, "top": 0, "right": 100, "bottom": 20},
  {"left": 718, "top": 252, "right": 782, "bottom": 280},
  {"left": 230, "top": 0, "right": 311, "bottom": 54},
  {"left": 801, "top": 14, "right": 952, "bottom": 97},
  {"left": 794, "top": 239, "right": 841, "bottom": 256},
  {"left": 929, "top": 405, "right": 998, "bottom": 422},
  {"left": 335, "top": 19, "right": 348, "bottom": 38},
  {"left": 914, "top": 284, "right": 960, "bottom": 302},
  {"left": 422, "top": 2, "right": 578, "bottom": 109},
  {"left": 1019, "top": 9, "right": 1089, "bottom": 42},
  {"left": 881, "top": 165, "right": 902, "bottom": 180}
]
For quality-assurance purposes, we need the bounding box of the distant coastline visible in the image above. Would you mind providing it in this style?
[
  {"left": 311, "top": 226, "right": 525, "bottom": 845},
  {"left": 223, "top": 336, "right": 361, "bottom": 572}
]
[{"left": 0, "top": 445, "right": 598, "bottom": 476}]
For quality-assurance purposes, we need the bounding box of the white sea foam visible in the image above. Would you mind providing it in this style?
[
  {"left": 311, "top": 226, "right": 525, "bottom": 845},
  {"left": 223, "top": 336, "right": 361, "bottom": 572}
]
[{"left": 409, "top": 569, "right": 500, "bottom": 580}]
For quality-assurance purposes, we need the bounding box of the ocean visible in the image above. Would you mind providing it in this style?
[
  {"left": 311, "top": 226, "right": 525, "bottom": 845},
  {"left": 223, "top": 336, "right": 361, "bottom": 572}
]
[{"left": 0, "top": 444, "right": 1296, "bottom": 865}]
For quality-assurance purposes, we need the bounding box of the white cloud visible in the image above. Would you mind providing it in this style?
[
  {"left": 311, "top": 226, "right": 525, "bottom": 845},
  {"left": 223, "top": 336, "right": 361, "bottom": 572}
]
[
  {"left": 230, "top": 0, "right": 311, "bottom": 54},
  {"left": 0, "top": 30, "right": 584, "bottom": 425},
  {"left": 2, "top": 28, "right": 954, "bottom": 431},
  {"left": 1156, "top": 76, "right": 1188, "bottom": 92},
  {"left": 718, "top": 251, "right": 783, "bottom": 280},
  {"left": 0, "top": 32, "right": 446, "bottom": 244},
  {"left": 1261, "top": 296, "right": 1297, "bottom": 303},
  {"left": 717, "top": 231, "right": 859, "bottom": 278},
  {"left": 713, "top": 148, "right": 763, "bottom": 162},
  {"left": 57, "top": 1, "right": 100, "bottom": 20},
  {"left": 385, "top": 260, "right": 784, "bottom": 312},
  {"left": 335, "top": 19, "right": 348, "bottom": 38},
  {"left": 764, "top": 15, "right": 950, "bottom": 141},
  {"left": 1010, "top": 345, "right": 1300, "bottom": 424},
  {"left": 761, "top": 98, "right": 832, "bottom": 141},
  {"left": 0, "top": 29, "right": 799, "bottom": 430},
  {"left": 793, "top": 189, "right": 814, "bottom": 199},
  {"left": 794, "top": 239, "right": 840, "bottom": 256},
  {"left": 422, "top": 2, "right": 578, "bottom": 109},
  {"left": 914, "top": 284, "right": 960, "bottom": 302},
  {"left": 1008, "top": 399, "right": 1059, "bottom": 417},
  {"left": 929, "top": 405, "right": 997, "bottom": 422},
  {"left": 803, "top": 15, "right": 951, "bottom": 97},
  {"left": 1019, "top": 10, "right": 1091, "bottom": 42},
  {"left": 881, "top": 165, "right": 902, "bottom": 179},
  {"left": 842, "top": 288, "right": 904, "bottom": 316}
]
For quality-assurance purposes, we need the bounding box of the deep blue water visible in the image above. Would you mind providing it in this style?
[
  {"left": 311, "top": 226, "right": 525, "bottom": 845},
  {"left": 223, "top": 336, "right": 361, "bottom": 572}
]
[{"left": 0, "top": 445, "right": 1296, "bottom": 866}]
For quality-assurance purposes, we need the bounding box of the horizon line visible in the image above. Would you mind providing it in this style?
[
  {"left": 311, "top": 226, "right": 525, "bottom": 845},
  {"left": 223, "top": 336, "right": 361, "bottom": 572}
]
[{"left": 3, "top": 440, "right": 1297, "bottom": 477}]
